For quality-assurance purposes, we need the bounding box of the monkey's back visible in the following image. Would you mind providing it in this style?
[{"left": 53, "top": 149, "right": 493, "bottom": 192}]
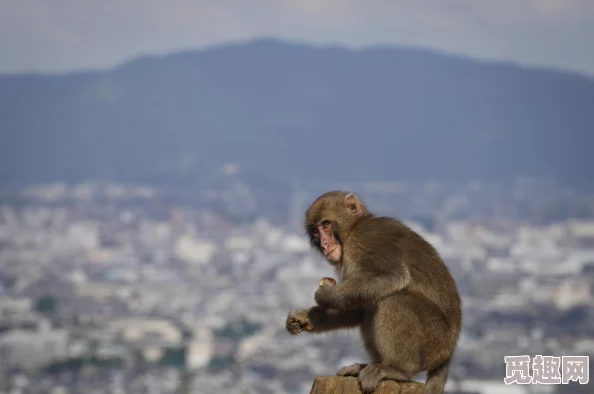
[
  {"left": 349, "top": 215, "right": 462, "bottom": 374},
  {"left": 348, "top": 216, "right": 461, "bottom": 328}
]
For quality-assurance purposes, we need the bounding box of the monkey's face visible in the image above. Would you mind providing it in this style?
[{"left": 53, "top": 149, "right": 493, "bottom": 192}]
[
  {"left": 305, "top": 191, "right": 369, "bottom": 264},
  {"left": 311, "top": 220, "right": 342, "bottom": 263}
]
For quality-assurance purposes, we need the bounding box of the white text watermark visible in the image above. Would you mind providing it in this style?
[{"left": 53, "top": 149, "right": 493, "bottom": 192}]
[{"left": 504, "top": 355, "right": 589, "bottom": 385}]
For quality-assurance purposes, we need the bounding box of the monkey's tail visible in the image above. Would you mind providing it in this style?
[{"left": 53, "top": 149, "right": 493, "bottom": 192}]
[{"left": 423, "top": 358, "right": 451, "bottom": 394}]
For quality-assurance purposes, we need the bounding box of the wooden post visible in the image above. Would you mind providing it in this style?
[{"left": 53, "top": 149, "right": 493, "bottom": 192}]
[{"left": 309, "top": 376, "right": 424, "bottom": 394}]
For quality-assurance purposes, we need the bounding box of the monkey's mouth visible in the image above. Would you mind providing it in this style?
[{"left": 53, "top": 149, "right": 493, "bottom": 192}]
[
  {"left": 323, "top": 247, "right": 338, "bottom": 257},
  {"left": 323, "top": 247, "right": 342, "bottom": 263}
]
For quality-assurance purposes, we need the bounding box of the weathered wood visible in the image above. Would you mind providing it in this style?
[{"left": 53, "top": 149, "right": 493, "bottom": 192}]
[{"left": 309, "top": 376, "right": 424, "bottom": 394}]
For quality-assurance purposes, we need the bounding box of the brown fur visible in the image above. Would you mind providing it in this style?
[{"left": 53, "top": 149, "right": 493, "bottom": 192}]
[{"left": 286, "top": 191, "right": 462, "bottom": 394}]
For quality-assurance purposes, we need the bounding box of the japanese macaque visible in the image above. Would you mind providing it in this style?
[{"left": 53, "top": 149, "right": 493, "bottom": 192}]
[{"left": 285, "top": 191, "right": 462, "bottom": 394}]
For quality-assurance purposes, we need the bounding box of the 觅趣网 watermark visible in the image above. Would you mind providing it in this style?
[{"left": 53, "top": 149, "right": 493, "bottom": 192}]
[{"left": 504, "top": 355, "right": 589, "bottom": 385}]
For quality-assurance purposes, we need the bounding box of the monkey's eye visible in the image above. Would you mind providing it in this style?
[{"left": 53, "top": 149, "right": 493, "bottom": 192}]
[
  {"left": 311, "top": 228, "right": 319, "bottom": 238},
  {"left": 322, "top": 220, "right": 331, "bottom": 229}
]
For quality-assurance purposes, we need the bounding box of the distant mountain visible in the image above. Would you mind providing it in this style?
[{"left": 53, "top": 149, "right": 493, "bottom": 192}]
[{"left": 1, "top": 38, "right": 593, "bottom": 186}]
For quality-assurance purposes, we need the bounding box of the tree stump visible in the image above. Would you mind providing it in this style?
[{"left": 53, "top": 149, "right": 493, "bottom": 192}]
[{"left": 309, "top": 376, "right": 424, "bottom": 394}]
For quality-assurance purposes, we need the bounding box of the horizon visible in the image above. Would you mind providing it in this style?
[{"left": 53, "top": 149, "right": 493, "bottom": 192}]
[
  {"left": 1, "top": 1, "right": 593, "bottom": 77},
  {"left": 2, "top": 36, "right": 594, "bottom": 81}
]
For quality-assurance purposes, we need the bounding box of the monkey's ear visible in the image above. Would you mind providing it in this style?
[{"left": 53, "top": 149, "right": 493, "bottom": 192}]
[{"left": 344, "top": 193, "right": 365, "bottom": 216}]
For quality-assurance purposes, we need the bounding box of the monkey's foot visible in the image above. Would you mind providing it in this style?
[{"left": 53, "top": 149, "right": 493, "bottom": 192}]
[
  {"left": 358, "top": 364, "right": 412, "bottom": 394},
  {"left": 336, "top": 363, "right": 368, "bottom": 377}
]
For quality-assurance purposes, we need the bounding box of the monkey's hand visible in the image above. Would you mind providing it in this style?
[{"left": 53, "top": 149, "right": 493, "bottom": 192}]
[
  {"left": 286, "top": 309, "right": 313, "bottom": 335},
  {"left": 314, "top": 283, "right": 340, "bottom": 310}
]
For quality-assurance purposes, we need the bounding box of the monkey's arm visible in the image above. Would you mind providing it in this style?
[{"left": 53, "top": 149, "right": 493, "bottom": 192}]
[
  {"left": 308, "top": 306, "right": 363, "bottom": 332},
  {"left": 286, "top": 307, "right": 363, "bottom": 334},
  {"left": 314, "top": 270, "right": 411, "bottom": 310}
]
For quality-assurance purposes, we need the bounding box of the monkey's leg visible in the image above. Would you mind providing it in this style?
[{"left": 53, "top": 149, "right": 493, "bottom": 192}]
[
  {"left": 363, "top": 294, "right": 453, "bottom": 393},
  {"left": 358, "top": 364, "right": 414, "bottom": 394},
  {"left": 354, "top": 294, "right": 424, "bottom": 394}
]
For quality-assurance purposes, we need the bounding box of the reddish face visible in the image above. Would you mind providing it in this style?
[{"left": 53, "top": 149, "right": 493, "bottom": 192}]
[{"left": 311, "top": 220, "right": 342, "bottom": 263}]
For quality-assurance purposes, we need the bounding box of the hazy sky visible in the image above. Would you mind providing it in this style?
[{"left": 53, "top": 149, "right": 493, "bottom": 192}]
[{"left": 1, "top": 0, "right": 593, "bottom": 75}]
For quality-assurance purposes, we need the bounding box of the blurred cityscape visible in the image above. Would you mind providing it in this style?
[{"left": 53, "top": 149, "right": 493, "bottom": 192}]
[{"left": 0, "top": 175, "right": 593, "bottom": 394}]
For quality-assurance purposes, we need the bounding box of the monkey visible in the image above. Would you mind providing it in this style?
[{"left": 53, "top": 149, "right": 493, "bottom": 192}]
[{"left": 285, "top": 191, "right": 462, "bottom": 394}]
